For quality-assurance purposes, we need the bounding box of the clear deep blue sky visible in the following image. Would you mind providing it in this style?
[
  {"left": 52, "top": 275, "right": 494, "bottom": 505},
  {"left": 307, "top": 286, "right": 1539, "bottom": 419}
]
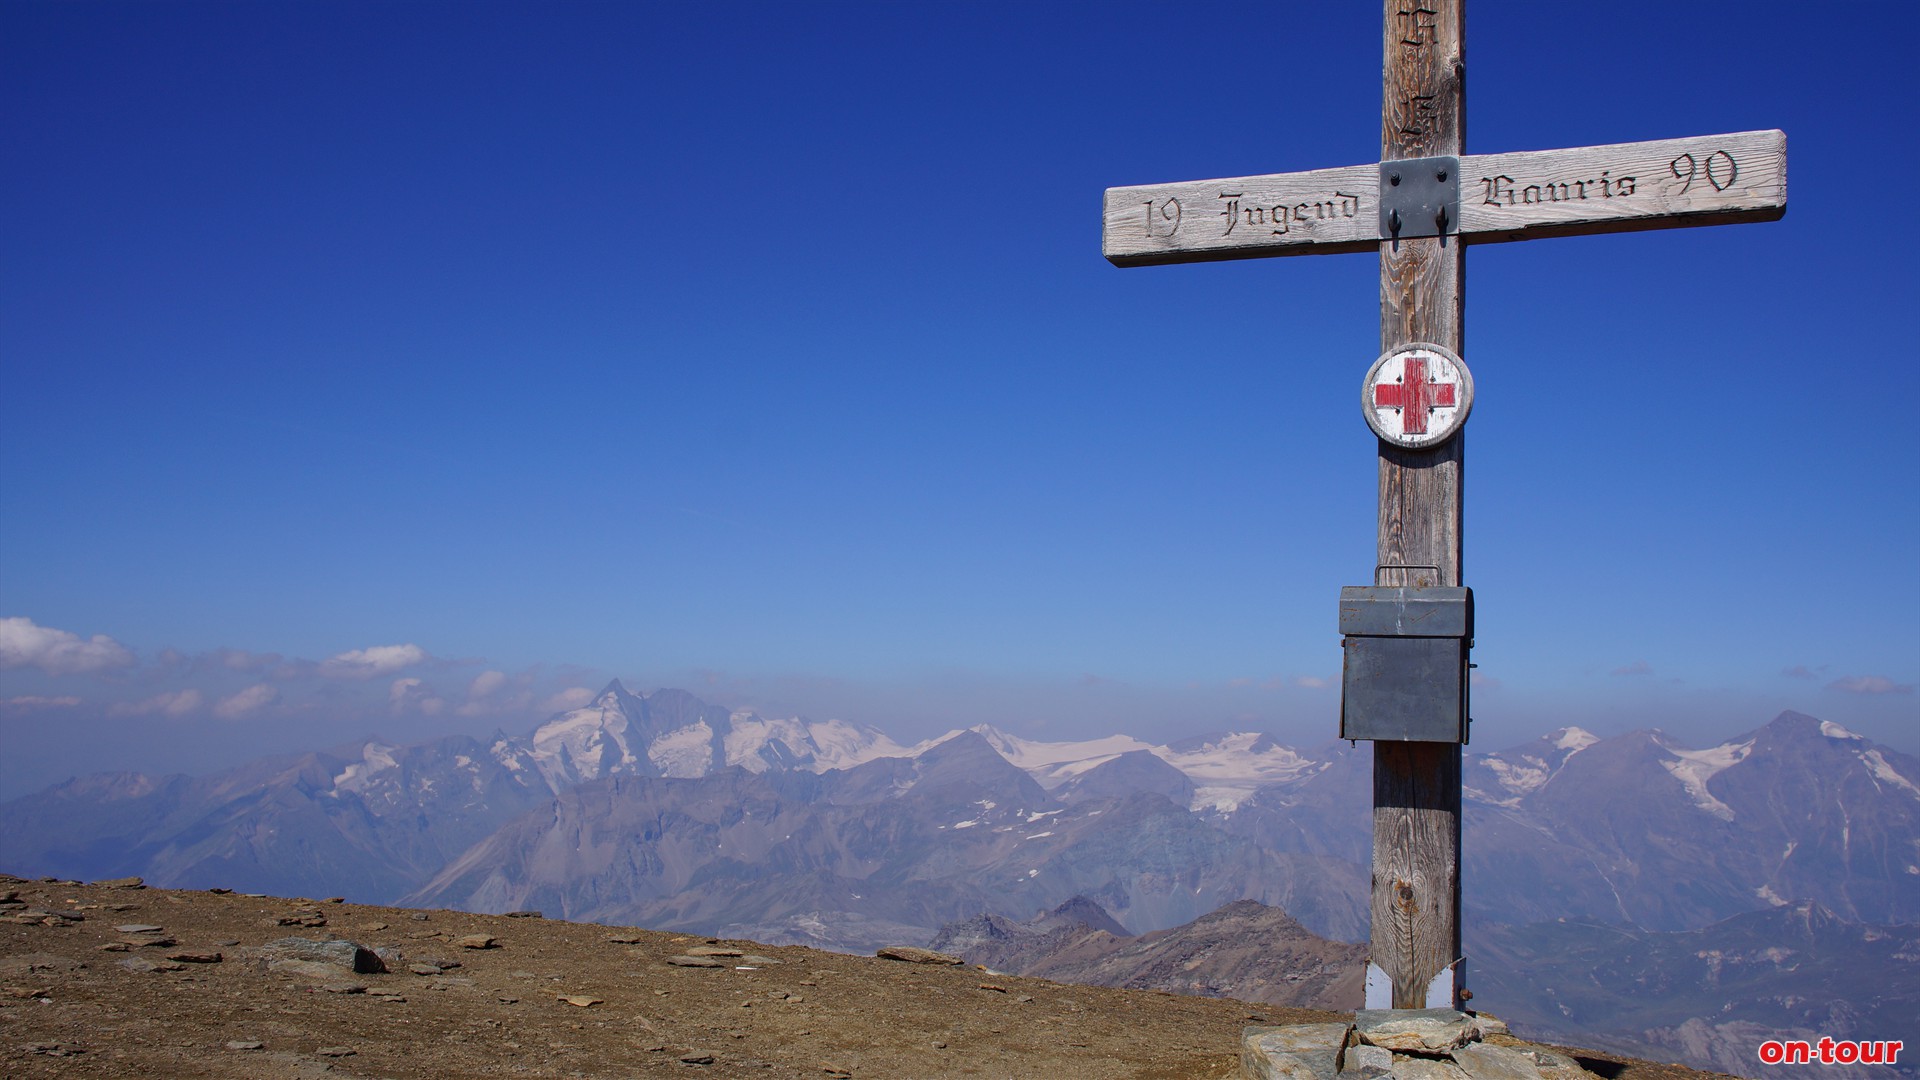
[{"left": 2, "top": 1, "right": 1914, "bottom": 797}]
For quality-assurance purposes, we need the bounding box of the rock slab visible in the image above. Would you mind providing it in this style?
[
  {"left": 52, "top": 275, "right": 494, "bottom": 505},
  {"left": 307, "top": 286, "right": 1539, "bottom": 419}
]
[
  {"left": 1355, "top": 1009, "right": 1478, "bottom": 1053},
  {"left": 1242, "top": 1022, "right": 1350, "bottom": 1080}
]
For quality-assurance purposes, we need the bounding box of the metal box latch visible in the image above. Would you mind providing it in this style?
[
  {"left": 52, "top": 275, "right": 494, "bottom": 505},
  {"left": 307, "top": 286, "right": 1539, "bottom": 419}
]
[
  {"left": 1339, "top": 585, "right": 1473, "bottom": 743},
  {"left": 1379, "top": 156, "right": 1460, "bottom": 240}
]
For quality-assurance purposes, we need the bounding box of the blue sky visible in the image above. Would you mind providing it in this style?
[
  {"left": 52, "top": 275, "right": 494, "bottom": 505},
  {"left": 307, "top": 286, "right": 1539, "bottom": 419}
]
[{"left": 2, "top": 1, "right": 1914, "bottom": 797}]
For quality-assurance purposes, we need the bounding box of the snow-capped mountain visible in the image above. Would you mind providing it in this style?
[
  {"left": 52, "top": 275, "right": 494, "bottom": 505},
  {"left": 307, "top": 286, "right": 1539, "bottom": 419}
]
[
  {"left": 3, "top": 692, "right": 1915, "bottom": 944},
  {"left": 498, "top": 681, "right": 918, "bottom": 791},
  {"left": 500, "top": 681, "right": 1337, "bottom": 815}
]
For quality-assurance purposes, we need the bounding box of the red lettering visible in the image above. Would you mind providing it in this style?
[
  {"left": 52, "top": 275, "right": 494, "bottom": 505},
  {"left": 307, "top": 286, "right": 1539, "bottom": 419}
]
[{"left": 1758, "top": 1041, "right": 1785, "bottom": 1064}]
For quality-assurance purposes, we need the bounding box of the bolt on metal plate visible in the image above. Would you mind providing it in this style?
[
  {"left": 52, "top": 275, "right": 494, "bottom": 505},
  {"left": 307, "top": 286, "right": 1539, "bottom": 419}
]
[{"left": 1379, "top": 156, "right": 1461, "bottom": 240}]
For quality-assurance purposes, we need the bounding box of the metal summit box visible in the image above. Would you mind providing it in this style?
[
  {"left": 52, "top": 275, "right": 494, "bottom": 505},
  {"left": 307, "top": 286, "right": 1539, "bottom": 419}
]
[{"left": 1338, "top": 585, "right": 1473, "bottom": 743}]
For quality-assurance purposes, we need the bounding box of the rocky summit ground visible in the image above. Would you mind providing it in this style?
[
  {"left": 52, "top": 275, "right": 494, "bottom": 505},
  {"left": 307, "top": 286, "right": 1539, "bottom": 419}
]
[{"left": 1, "top": 874, "right": 1735, "bottom": 1080}]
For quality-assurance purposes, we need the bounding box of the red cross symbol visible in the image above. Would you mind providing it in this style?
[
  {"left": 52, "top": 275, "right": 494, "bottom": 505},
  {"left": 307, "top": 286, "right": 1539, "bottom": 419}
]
[{"left": 1372, "top": 356, "right": 1458, "bottom": 435}]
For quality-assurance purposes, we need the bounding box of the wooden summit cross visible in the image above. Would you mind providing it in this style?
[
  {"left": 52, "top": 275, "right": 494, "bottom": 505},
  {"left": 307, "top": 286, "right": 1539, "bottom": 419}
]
[{"left": 1101, "top": 1, "right": 1784, "bottom": 1011}]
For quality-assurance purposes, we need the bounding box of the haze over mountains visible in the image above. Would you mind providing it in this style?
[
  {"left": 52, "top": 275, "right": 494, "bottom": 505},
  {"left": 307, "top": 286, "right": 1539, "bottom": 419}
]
[{"left": 2, "top": 683, "right": 1916, "bottom": 1076}]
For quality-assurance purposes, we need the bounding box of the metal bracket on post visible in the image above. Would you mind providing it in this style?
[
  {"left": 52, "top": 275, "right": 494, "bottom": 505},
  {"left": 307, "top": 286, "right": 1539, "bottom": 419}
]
[{"left": 1379, "top": 156, "right": 1460, "bottom": 241}]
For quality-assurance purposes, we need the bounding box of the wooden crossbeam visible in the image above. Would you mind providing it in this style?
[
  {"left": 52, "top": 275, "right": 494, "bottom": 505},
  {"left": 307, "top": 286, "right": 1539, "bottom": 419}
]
[{"left": 1103, "top": 130, "right": 1785, "bottom": 266}]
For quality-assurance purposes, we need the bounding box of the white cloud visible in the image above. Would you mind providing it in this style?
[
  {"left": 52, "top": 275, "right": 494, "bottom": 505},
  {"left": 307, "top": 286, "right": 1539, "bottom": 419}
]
[
  {"left": 388, "top": 677, "right": 445, "bottom": 716},
  {"left": 0, "top": 616, "right": 135, "bottom": 675},
  {"left": 467, "top": 670, "right": 509, "bottom": 701},
  {"left": 319, "top": 643, "right": 428, "bottom": 680},
  {"left": 109, "top": 689, "right": 204, "bottom": 717},
  {"left": 537, "top": 687, "right": 594, "bottom": 714},
  {"left": 1611, "top": 660, "right": 1653, "bottom": 677},
  {"left": 1826, "top": 674, "right": 1914, "bottom": 696},
  {"left": 213, "top": 684, "right": 278, "bottom": 719},
  {"left": 2, "top": 695, "right": 82, "bottom": 709},
  {"left": 1295, "top": 675, "right": 1332, "bottom": 689}
]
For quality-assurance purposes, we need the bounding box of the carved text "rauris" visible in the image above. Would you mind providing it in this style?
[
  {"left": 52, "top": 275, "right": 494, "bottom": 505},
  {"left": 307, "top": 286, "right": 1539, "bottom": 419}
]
[{"left": 1480, "top": 170, "right": 1636, "bottom": 207}]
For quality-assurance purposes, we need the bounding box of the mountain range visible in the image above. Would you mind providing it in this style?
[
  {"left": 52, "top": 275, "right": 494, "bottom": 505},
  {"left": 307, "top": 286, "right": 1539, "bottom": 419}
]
[{"left": 3, "top": 684, "right": 1916, "bottom": 1077}]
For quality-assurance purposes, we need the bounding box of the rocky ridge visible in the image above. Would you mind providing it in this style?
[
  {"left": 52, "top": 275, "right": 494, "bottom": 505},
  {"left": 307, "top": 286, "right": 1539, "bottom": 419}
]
[{"left": 0, "top": 874, "right": 1731, "bottom": 1080}]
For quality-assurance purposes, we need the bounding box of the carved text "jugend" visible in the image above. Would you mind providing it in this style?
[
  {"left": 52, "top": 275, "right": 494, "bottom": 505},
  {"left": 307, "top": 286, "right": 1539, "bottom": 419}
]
[{"left": 1218, "top": 191, "right": 1363, "bottom": 236}]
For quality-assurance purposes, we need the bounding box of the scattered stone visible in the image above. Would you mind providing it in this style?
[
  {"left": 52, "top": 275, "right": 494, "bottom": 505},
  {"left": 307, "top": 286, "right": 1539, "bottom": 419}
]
[
  {"left": 268, "top": 959, "right": 351, "bottom": 980},
  {"left": 822, "top": 1065, "right": 852, "bottom": 1078},
  {"left": 1393, "top": 1057, "right": 1471, "bottom": 1080},
  {"left": 1515, "top": 1048, "right": 1595, "bottom": 1077},
  {"left": 1355, "top": 1009, "right": 1479, "bottom": 1053},
  {"left": 409, "top": 963, "right": 444, "bottom": 976},
  {"left": 25, "top": 1041, "right": 82, "bottom": 1057},
  {"left": 370, "top": 991, "right": 407, "bottom": 1002},
  {"left": 166, "top": 951, "right": 222, "bottom": 964},
  {"left": 316, "top": 1046, "right": 356, "bottom": 1057},
  {"left": 1, "top": 953, "right": 82, "bottom": 975},
  {"left": 260, "top": 937, "right": 387, "bottom": 974},
  {"left": 741, "top": 954, "right": 781, "bottom": 965},
  {"left": 559, "top": 995, "right": 602, "bottom": 1007},
  {"left": 1453, "top": 1043, "right": 1562, "bottom": 1080},
  {"left": 359, "top": 922, "right": 389, "bottom": 931},
  {"left": 321, "top": 982, "right": 367, "bottom": 994},
  {"left": 322, "top": 896, "right": 345, "bottom": 904},
  {"left": 681, "top": 1052, "right": 716, "bottom": 1065},
  {"left": 684, "top": 945, "right": 743, "bottom": 957},
  {"left": 1016, "top": 994, "right": 1035, "bottom": 1003},
  {"left": 874, "top": 946, "right": 961, "bottom": 965},
  {"left": 607, "top": 933, "right": 646, "bottom": 944},
  {"left": 455, "top": 934, "right": 497, "bottom": 950},
  {"left": 96, "top": 942, "right": 130, "bottom": 953},
  {"left": 225, "top": 1041, "right": 264, "bottom": 1051},
  {"left": 275, "top": 912, "right": 327, "bottom": 928},
  {"left": 117, "top": 956, "right": 159, "bottom": 974},
  {"left": 133, "top": 936, "right": 178, "bottom": 948},
  {"left": 497, "top": 995, "right": 519, "bottom": 1004},
  {"left": 114, "top": 924, "right": 164, "bottom": 935},
  {"left": 94, "top": 876, "right": 145, "bottom": 889},
  {"left": 207, "top": 887, "right": 233, "bottom": 895},
  {"left": 1242, "top": 1022, "right": 1351, "bottom": 1080},
  {"left": 978, "top": 983, "right": 1007, "bottom": 993},
  {"left": 1343, "top": 1044, "right": 1395, "bottom": 1079},
  {"left": 505, "top": 909, "right": 543, "bottom": 918},
  {"left": 3, "top": 986, "right": 50, "bottom": 999},
  {"left": 410, "top": 912, "right": 430, "bottom": 921},
  {"left": 666, "top": 955, "right": 724, "bottom": 968},
  {"left": 1470, "top": 1013, "right": 1511, "bottom": 1038},
  {"left": 932, "top": 1041, "right": 947, "bottom": 1049}
]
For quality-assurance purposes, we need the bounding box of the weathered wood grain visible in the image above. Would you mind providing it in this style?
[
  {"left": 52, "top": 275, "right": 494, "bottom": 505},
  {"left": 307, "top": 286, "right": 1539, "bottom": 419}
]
[
  {"left": 1458, "top": 129, "right": 1786, "bottom": 243},
  {"left": 1374, "top": 0, "right": 1465, "bottom": 1012},
  {"left": 1102, "top": 131, "right": 1783, "bottom": 266},
  {"left": 1102, "top": 164, "right": 1378, "bottom": 266}
]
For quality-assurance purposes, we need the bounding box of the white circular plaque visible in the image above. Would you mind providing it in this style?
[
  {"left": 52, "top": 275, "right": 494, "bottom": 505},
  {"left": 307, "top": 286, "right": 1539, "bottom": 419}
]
[{"left": 1361, "top": 342, "right": 1474, "bottom": 449}]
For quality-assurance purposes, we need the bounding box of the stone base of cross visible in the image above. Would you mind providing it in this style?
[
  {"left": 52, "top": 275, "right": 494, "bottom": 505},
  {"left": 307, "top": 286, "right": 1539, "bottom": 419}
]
[{"left": 1101, "top": 0, "right": 1783, "bottom": 1010}]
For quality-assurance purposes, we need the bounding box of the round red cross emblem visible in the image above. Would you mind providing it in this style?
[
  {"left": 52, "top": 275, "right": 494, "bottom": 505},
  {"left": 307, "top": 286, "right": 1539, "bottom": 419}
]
[{"left": 1361, "top": 343, "right": 1474, "bottom": 449}]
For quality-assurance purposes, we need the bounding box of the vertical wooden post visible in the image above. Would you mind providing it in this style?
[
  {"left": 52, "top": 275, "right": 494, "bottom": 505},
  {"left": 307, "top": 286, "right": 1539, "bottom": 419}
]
[{"left": 1372, "top": 0, "right": 1465, "bottom": 1010}]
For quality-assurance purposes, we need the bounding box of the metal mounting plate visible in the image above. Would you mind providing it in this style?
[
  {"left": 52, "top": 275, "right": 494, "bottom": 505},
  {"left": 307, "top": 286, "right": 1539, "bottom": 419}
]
[{"left": 1379, "top": 156, "right": 1460, "bottom": 240}]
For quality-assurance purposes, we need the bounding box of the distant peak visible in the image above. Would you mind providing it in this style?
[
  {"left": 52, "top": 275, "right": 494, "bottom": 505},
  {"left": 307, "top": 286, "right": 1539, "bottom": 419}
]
[
  {"left": 1551, "top": 726, "right": 1599, "bottom": 751},
  {"left": 595, "top": 679, "right": 635, "bottom": 703}
]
